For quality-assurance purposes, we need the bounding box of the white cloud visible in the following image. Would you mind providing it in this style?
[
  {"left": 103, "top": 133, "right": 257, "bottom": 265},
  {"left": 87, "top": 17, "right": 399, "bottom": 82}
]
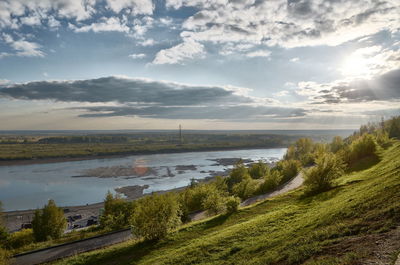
[
  {"left": 174, "top": 0, "right": 400, "bottom": 50},
  {"left": 152, "top": 39, "right": 205, "bottom": 65},
  {"left": 2, "top": 33, "right": 45, "bottom": 57},
  {"left": 71, "top": 17, "right": 129, "bottom": 33},
  {"left": 274, "top": 90, "right": 289, "bottom": 97},
  {"left": 128, "top": 53, "right": 146, "bottom": 59},
  {"left": 137, "top": 38, "right": 156, "bottom": 46},
  {"left": 106, "top": 0, "right": 153, "bottom": 15},
  {"left": 246, "top": 50, "right": 271, "bottom": 58},
  {"left": 20, "top": 15, "right": 41, "bottom": 26},
  {"left": 290, "top": 57, "right": 299, "bottom": 62}
]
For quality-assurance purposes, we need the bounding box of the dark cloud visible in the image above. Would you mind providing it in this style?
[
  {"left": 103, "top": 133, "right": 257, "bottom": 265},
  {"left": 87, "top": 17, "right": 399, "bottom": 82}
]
[
  {"left": 75, "top": 105, "right": 307, "bottom": 120},
  {"left": 0, "top": 76, "right": 307, "bottom": 121},
  {"left": 0, "top": 76, "right": 251, "bottom": 106},
  {"left": 324, "top": 69, "right": 400, "bottom": 102}
]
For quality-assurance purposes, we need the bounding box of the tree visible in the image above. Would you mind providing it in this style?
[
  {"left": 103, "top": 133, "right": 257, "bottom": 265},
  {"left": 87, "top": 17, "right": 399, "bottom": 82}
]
[
  {"left": 303, "top": 153, "right": 345, "bottom": 195},
  {"left": 201, "top": 190, "right": 227, "bottom": 216},
  {"left": 248, "top": 161, "right": 270, "bottom": 179},
  {"left": 258, "top": 170, "right": 282, "bottom": 193},
  {"left": 130, "top": 193, "right": 181, "bottom": 240},
  {"left": 227, "top": 162, "right": 250, "bottom": 191},
  {"left": 232, "top": 175, "right": 259, "bottom": 199},
  {"left": 225, "top": 196, "right": 241, "bottom": 214},
  {"left": 31, "top": 200, "right": 66, "bottom": 241},
  {"left": 348, "top": 134, "right": 377, "bottom": 164},
  {"left": 0, "top": 202, "right": 8, "bottom": 248},
  {"left": 330, "top": 136, "right": 344, "bottom": 153},
  {"left": 100, "top": 192, "right": 133, "bottom": 230},
  {"left": 388, "top": 118, "right": 400, "bottom": 139},
  {"left": 275, "top": 159, "right": 301, "bottom": 184}
]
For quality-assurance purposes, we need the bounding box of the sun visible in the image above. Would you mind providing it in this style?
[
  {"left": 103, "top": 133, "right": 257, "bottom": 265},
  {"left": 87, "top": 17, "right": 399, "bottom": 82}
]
[{"left": 340, "top": 46, "right": 382, "bottom": 79}]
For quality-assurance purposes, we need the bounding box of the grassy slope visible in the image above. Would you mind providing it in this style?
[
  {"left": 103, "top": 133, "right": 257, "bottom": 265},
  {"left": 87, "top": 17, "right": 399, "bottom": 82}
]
[{"left": 54, "top": 142, "right": 400, "bottom": 265}]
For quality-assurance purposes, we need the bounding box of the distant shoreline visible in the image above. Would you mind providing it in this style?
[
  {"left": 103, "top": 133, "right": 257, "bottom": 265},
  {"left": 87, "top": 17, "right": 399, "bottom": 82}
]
[{"left": 0, "top": 145, "right": 286, "bottom": 166}]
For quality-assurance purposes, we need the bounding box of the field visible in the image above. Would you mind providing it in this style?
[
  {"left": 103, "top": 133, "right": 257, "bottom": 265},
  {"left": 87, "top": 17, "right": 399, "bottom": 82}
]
[
  {"left": 0, "top": 131, "right": 338, "bottom": 161},
  {"left": 52, "top": 141, "right": 400, "bottom": 265}
]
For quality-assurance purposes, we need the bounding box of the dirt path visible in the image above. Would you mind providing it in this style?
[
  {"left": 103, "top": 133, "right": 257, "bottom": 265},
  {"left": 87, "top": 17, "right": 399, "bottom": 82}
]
[{"left": 189, "top": 172, "right": 304, "bottom": 221}]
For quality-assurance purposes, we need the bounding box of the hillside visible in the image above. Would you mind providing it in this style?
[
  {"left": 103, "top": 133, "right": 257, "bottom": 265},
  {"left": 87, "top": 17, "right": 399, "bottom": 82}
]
[{"left": 54, "top": 141, "right": 400, "bottom": 265}]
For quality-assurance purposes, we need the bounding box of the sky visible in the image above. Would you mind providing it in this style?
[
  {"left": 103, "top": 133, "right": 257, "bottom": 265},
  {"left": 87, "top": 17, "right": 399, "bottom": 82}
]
[{"left": 0, "top": 0, "right": 399, "bottom": 130}]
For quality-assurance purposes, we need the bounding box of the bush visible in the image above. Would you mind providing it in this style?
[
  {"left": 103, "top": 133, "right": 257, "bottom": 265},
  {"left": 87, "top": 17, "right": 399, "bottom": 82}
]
[
  {"left": 226, "top": 162, "right": 249, "bottom": 191},
  {"left": 303, "top": 153, "right": 345, "bottom": 195},
  {"left": 130, "top": 193, "right": 181, "bottom": 240},
  {"left": 284, "top": 138, "right": 315, "bottom": 165},
  {"left": 7, "top": 229, "right": 34, "bottom": 249},
  {"left": 202, "top": 191, "right": 227, "bottom": 216},
  {"left": 225, "top": 196, "right": 241, "bottom": 214},
  {"left": 258, "top": 170, "right": 282, "bottom": 193},
  {"left": 275, "top": 159, "right": 301, "bottom": 184},
  {"left": 0, "top": 248, "right": 10, "bottom": 265},
  {"left": 330, "top": 136, "right": 344, "bottom": 153},
  {"left": 232, "top": 175, "right": 259, "bottom": 199},
  {"left": 248, "top": 161, "right": 269, "bottom": 179},
  {"left": 0, "top": 202, "right": 8, "bottom": 246},
  {"left": 100, "top": 192, "right": 134, "bottom": 231},
  {"left": 348, "top": 134, "right": 377, "bottom": 164},
  {"left": 32, "top": 199, "right": 67, "bottom": 242}
]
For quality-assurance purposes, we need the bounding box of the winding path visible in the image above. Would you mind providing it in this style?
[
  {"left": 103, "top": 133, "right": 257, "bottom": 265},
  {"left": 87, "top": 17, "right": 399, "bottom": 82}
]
[
  {"left": 189, "top": 172, "right": 304, "bottom": 221},
  {"left": 12, "top": 173, "right": 304, "bottom": 265}
]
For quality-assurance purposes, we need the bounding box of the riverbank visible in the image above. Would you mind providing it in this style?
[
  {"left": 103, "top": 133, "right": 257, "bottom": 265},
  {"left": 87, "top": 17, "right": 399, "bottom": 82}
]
[{"left": 0, "top": 145, "right": 285, "bottom": 167}]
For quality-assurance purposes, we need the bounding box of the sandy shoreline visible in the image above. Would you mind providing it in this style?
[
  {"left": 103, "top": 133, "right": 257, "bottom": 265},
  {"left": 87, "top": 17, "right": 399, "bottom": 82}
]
[{"left": 0, "top": 145, "right": 284, "bottom": 167}]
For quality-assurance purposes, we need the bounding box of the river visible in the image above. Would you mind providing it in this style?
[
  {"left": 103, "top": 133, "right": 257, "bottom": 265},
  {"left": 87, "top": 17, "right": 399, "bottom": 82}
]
[{"left": 0, "top": 148, "right": 286, "bottom": 211}]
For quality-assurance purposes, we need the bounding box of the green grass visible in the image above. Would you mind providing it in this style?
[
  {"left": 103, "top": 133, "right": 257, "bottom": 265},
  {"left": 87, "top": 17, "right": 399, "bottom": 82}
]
[{"left": 53, "top": 142, "right": 400, "bottom": 265}]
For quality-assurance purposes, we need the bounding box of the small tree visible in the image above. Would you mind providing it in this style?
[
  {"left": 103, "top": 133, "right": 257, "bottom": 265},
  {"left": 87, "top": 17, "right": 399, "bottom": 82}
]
[
  {"left": 258, "top": 170, "right": 282, "bottom": 193},
  {"left": 202, "top": 191, "right": 227, "bottom": 216},
  {"left": 100, "top": 191, "right": 133, "bottom": 230},
  {"left": 330, "top": 136, "right": 344, "bottom": 153},
  {"left": 232, "top": 175, "right": 259, "bottom": 199},
  {"left": 275, "top": 159, "right": 301, "bottom": 184},
  {"left": 226, "top": 162, "right": 249, "bottom": 191},
  {"left": 303, "top": 153, "right": 345, "bottom": 195},
  {"left": 130, "top": 193, "right": 181, "bottom": 240},
  {"left": 31, "top": 200, "right": 66, "bottom": 241},
  {"left": 248, "top": 161, "right": 269, "bottom": 179},
  {"left": 0, "top": 202, "right": 8, "bottom": 245},
  {"left": 225, "top": 196, "right": 241, "bottom": 214},
  {"left": 348, "top": 133, "right": 377, "bottom": 164}
]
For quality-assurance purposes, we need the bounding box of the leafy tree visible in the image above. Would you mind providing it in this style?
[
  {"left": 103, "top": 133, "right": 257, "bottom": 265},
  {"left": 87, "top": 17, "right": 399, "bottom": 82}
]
[
  {"left": 131, "top": 193, "right": 181, "bottom": 240},
  {"left": 225, "top": 196, "right": 241, "bottom": 214},
  {"left": 330, "top": 136, "right": 344, "bottom": 153},
  {"left": 100, "top": 192, "right": 134, "bottom": 230},
  {"left": 232, "top": 175, "right": 259, "bottom": 199},
  {"left": 0, "top": 247, "right": 10, "bottom": 265},
  {"left": 202, "top": 190, "right": 227, "bottom": 216},
  {"left": 275, "top": 159, "right": 301, "bottom": 184},
  {"left": 31, "top": 200, "right": 66, "bottom": 241},
  {"left": 388, "top": 117, "right": 400, "bottom": 139},
  {"left": 304, "top": 153, "right": 345, "bottom": 195},
  {"left": 0, "top": 202, "right": 8, "bottom": 245},
  {"left": 258, "top": 170, "right": 282, "bottom": 193},
  {"left": 227, "top": 162, "right": 250, "bottom": 191},
  {"left": 348, "top": 134, "right": 377, "bottom": 164},
  {"left": 248, "top": 161, "right": 269, "bottom": 179}
]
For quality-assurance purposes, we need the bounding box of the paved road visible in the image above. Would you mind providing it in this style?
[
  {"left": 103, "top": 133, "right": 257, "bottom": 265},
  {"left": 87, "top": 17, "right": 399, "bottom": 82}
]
[{"left": 12, "top": 229, "right": 132, "bottom": 265}]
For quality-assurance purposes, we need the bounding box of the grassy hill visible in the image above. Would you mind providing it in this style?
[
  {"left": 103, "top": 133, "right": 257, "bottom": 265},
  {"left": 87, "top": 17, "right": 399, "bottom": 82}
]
[{"left": 54, "top": 141, "right": 400, "bottom": 265}]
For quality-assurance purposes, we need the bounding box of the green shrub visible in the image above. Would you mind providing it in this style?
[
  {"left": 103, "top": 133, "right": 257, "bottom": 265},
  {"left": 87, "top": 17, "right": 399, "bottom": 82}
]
[
  {"left": 226, "top": 162, "right": 249, "bottom": 191},
  {"left": 100, "top": 192, "right": 133, "bottom": 231},
  {"left": 258, "top": 170, "right": 282, "bottom": 193},
  {"left": 303, "top": 153, "right": 345, "bottom": 195},
  {"left": 284, "top": 138, "right": 315, "bottom": 165},
  {"left": 330, "top": 136, "right": 344, "bottom": 153},
  {"left": 232, "top": 175, "right": 259, "bottom": 199},
  {"left": 130, "top": 193, "right": 181, "bottom": 240},
  {"left": 31, "top": 199, "right": 67, "bottom": 242},
  {"left": 348, "top": 134, "right": 377, "bottom": 164},
  {"left": 388, "top": 116, "right": 400, "bottom": 139},
  {"left": 248, "top": 161, "right": 269, "bottom": 179},
  {"left": 275, "top": 159, "right": 301, "bottom": 184},
  {"left": 7, "top": 229, "right": 34, "bottom": 249},
  {"left": 202, "top": 191, "right": 227, "bottom": 216},
  {"left": 225, "top": 196, "right": 241, "bottom": 214},
  {"left": 0, "top": 248, "right": 10, "bottom": 265}
]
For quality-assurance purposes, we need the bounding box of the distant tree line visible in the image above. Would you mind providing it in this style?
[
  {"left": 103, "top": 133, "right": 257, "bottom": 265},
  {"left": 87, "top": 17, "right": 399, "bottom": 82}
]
[{"left": 38, "top": 136, "right": 129, "bottom": 144}]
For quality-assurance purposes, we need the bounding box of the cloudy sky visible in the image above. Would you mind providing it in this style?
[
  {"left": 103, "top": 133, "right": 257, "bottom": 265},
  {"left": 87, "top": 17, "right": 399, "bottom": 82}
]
[{"left": 0, "top": 0, "right": 399, "bottom": 130}]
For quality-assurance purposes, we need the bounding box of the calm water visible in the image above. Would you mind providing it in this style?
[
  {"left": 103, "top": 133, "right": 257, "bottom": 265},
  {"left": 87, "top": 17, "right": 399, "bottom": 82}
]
[{"left": 0, "top": 148, "right": 286, "bottom": 211}]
